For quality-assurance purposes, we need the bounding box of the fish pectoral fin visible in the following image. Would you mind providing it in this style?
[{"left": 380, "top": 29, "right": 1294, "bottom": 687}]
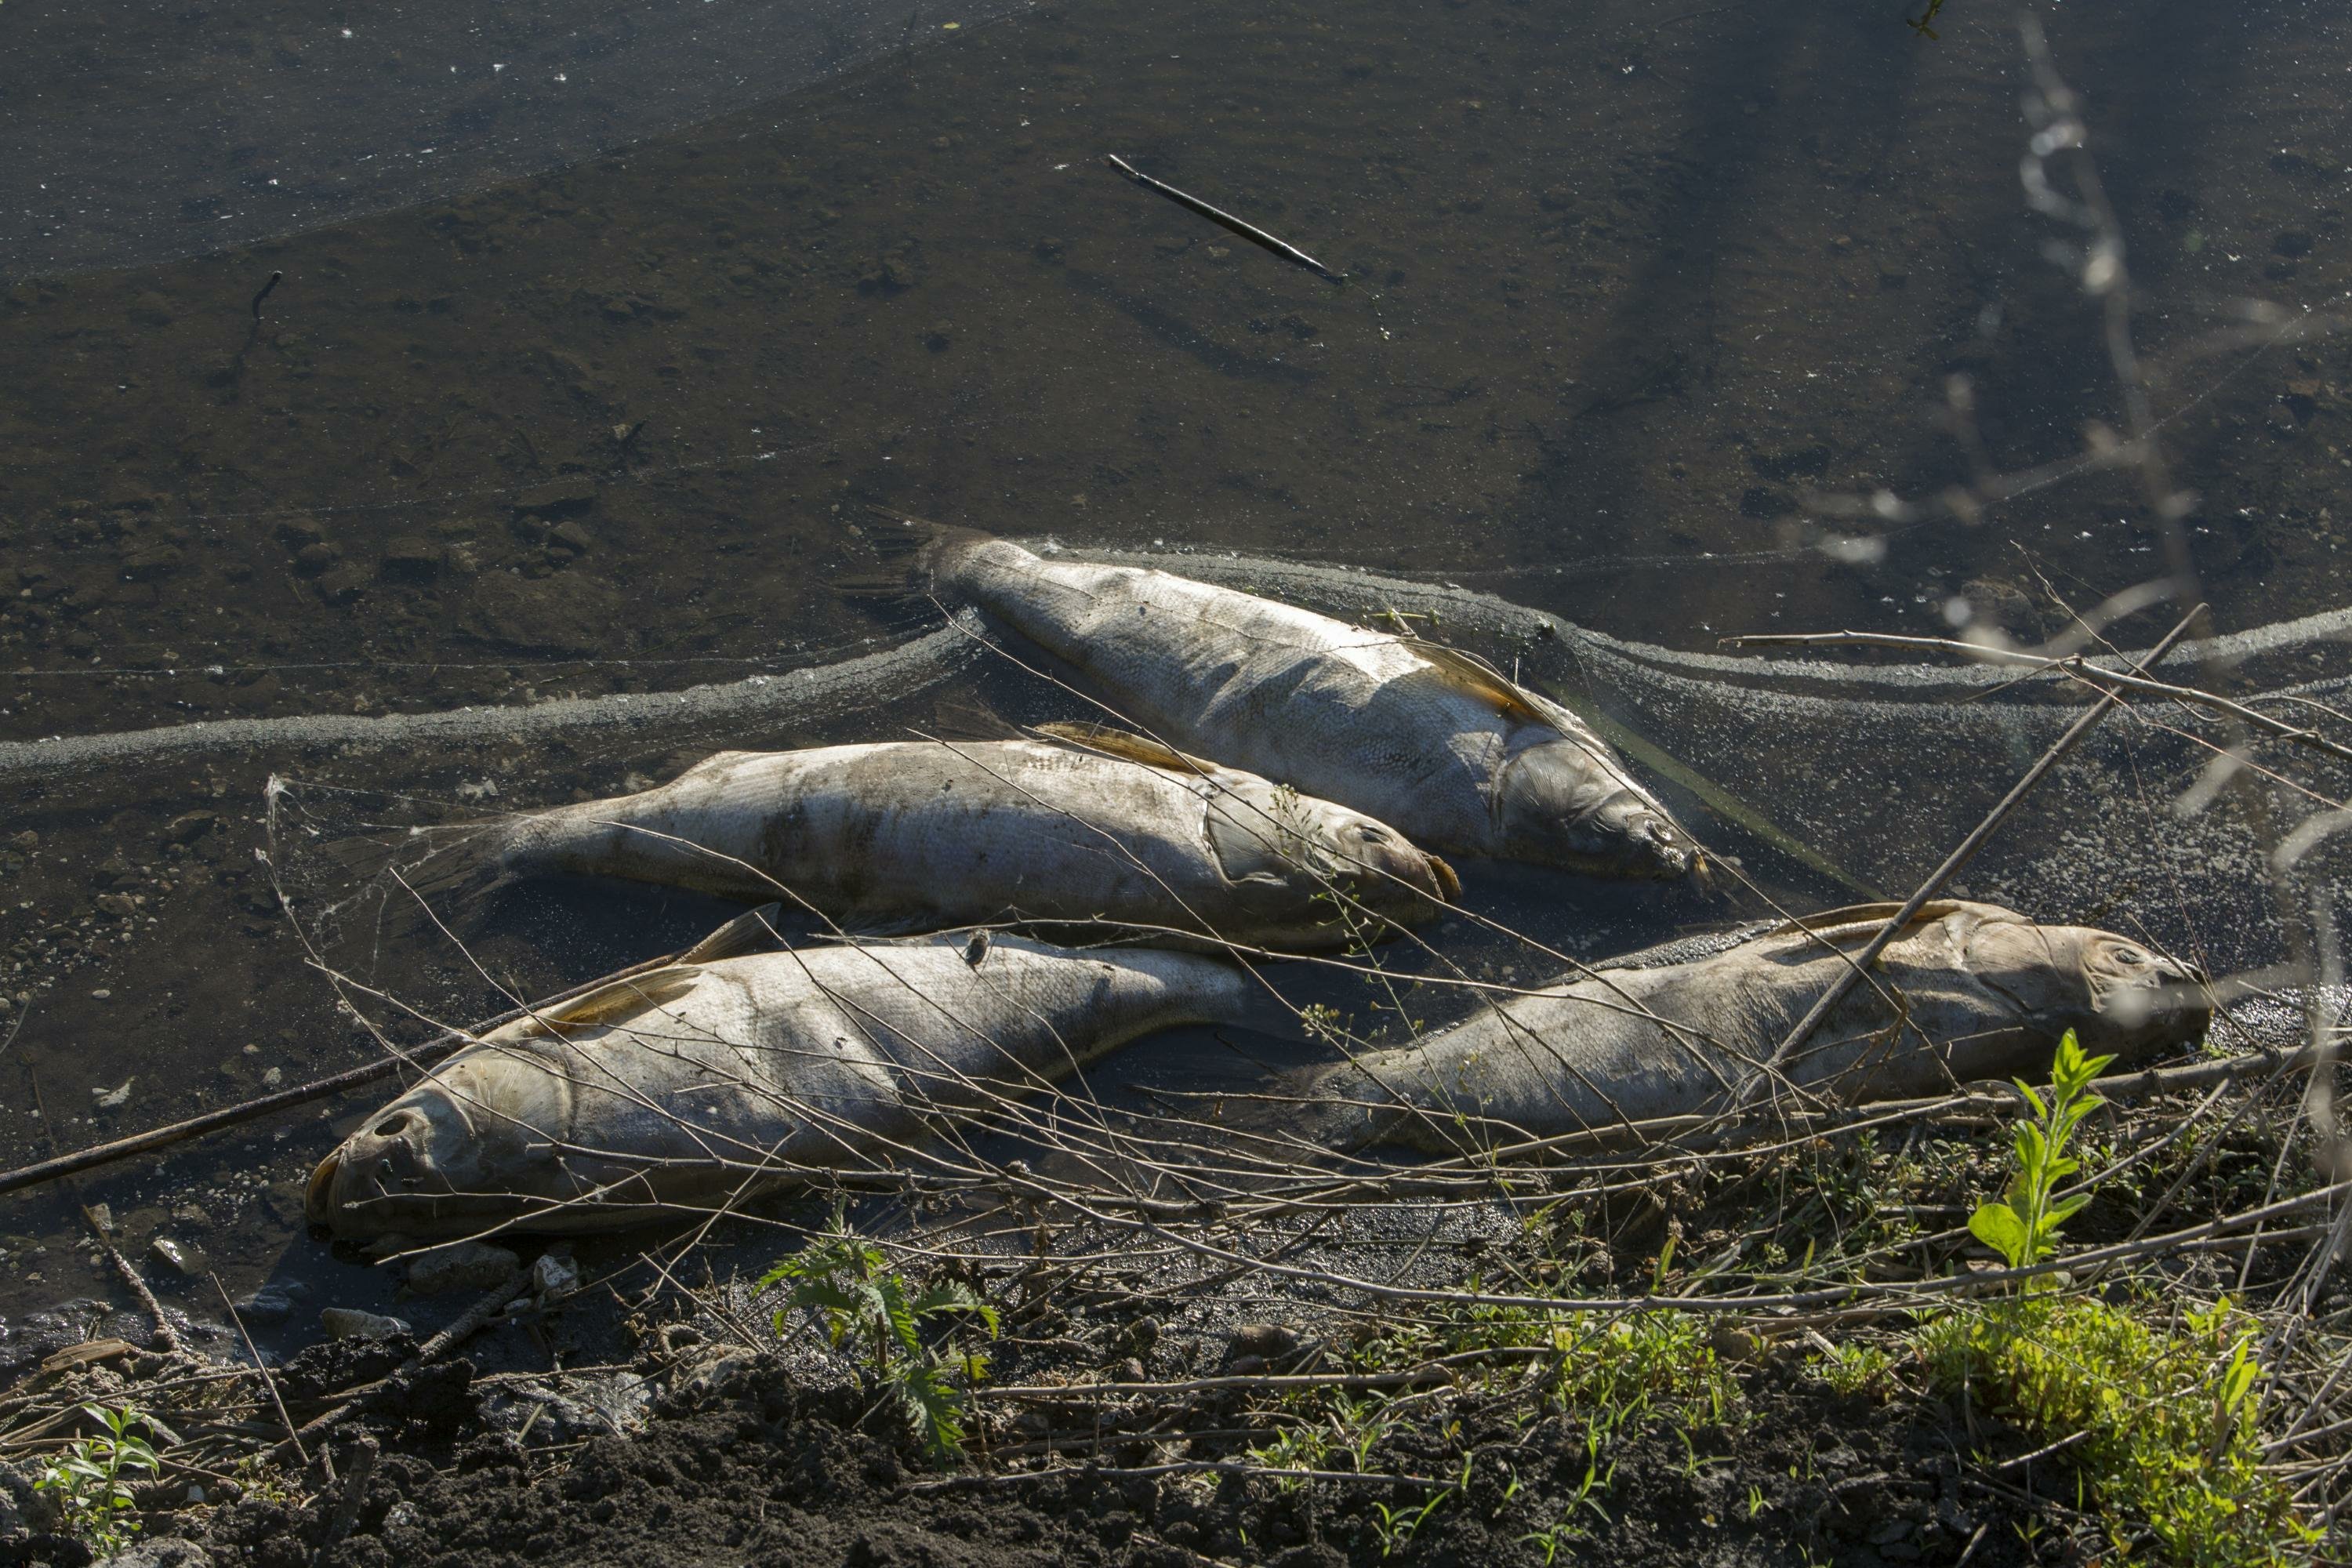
[
  {"left": 526, "top": 969, "right": 702, "bottom": 1035},
  {"left": 678, "top": 903, "right": 786, "bottom": 964},
  {"left": 1033, "top": 721, "right": 1221, "bottom": 777},
  {"left": 1401, "top": 637, "right": 1549, "bottom": 724}
]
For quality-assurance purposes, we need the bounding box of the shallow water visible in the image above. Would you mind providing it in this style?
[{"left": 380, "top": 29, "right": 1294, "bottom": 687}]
[{"left": 3, "top": 0, "right": 2350, "bottom": 1348}]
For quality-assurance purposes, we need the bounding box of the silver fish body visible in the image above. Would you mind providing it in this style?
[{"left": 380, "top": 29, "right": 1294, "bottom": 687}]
[
  {"left": 442, "top": 738, "right": 1454, "bottom": 950},
  {"left": 307, "top": 936, "right": 1261, "bottom": 1239},
  {"left": 1294, "top": 901, "right": 2208, "bottom": 1152},
  {"left": 911, "top": 528, "right": 1694, "bottom": 880}
]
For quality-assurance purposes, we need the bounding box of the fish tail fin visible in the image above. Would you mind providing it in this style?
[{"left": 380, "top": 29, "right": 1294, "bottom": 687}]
[
  {"left": 368, "top": 819, "right": 528, "bottom": 911},
  {"left": 1208, "top": 1067, "right": 1399, "bottom": 1176},
  {"left": 831, "top": 507, "right": 1001, "bottom": 603}
]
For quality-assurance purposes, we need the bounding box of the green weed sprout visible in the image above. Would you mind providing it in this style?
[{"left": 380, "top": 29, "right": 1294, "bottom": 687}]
[
  {"left": 759, "top": 1209, "right": 999, "bottom": 1463},
  {"left": 1921, "top": 1034, "right": 2317, "bottom": 1564},
  {"left": 1967, "top": 1028, "right": 2110, "bottom": 1278},
  {"left": 34, "top": 1403, "right": 169, "bottom": 1557}
]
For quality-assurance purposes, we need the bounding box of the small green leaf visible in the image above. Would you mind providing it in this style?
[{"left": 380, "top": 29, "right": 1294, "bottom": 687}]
[{"left": 1969, "top": 1203, "right": 2030, "bottom": 1267}]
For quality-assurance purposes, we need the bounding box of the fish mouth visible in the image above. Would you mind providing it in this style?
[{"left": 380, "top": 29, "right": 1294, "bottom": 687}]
[
  {"left": 304, "top": 1149, "right": 343, "bottom": 1229},
  {"left": 1606, "top": 810, "right": 1697, "bottom": 881}
]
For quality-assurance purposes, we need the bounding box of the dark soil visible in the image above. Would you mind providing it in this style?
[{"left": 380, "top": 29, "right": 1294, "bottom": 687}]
[{"left": 172, "top": 1355, "right": 2034, "bottom": 1568}]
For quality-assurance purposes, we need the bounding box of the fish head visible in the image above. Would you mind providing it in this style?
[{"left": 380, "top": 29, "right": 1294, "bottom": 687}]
[
  {"left": 1493, "top": 739, "right": 1697, "bottom": 882},
  {"left": 1929, "top": 903, "right": 2209, "bottom": 1065},
  {"left": 1207, "top": 784, "right": 1458, "bottom": 927},
  {"left": 306, "top": 1043, "right": 578, "bottom": 1242}
]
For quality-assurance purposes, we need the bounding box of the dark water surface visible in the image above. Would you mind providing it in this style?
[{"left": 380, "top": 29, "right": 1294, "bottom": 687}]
[{"left": 3, "top": 0, "right": 2349, "bottom": 1343}]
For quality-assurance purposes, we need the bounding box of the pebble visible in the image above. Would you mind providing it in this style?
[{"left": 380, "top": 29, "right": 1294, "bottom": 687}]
[
  {"left": 379, "top": 537, "right": 442, "bottom": 579},
  {"left": 404, "top": 1240, "right": 520, "bottom": 1298},
  {"left": 232, "top": 1282, "right": 309, "bottom": 1323},
  {"left": 321, "top": 1307, "right": 412, "bottom": 1341},
  {"left": 149, "top": 1237, "right": 208, "bottom": 1278},
  {"left": 1225, "top": 1323, "right": 1301, "bottom": 1361},
  {"left": 161, "top": 811, "right": 217, "bottom": 845},
  {"left": 530, "top": 1251, "right": 580, "bottom": 1301},
  {"left": 513, "top": 477, "right": 597, "bottom": 518}
]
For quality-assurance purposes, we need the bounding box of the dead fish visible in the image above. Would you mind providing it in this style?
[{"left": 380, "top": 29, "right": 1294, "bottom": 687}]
[
  {"left": 307, "top": 934, "right": 1275, "bottom": 1240},
  {"left": 414, "top": 737, "right": 1456, "bottom": 952},
  {"left": 1278, "top": 901, "right": 2207, "bottom": 1154},
  {"left": 867, "top": 517, "right": 1696, "bottom": 881}
]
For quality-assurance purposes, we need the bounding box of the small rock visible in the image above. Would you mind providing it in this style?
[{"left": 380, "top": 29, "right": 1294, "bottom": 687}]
[
  {"left": 162, "top": 811, "right": 218, "bottom": 845},
  {"left": 120, "top": 543, "right": 184, "bottom": 581},
  {"left": 1226, "top": 1323, "right": 1301, "bottom": 1362},
  {"left": 548, "top": 519, "right": 594, "bottom": 555},
  {"left": 108, "top": 1538, "right": 212, "bottom": 1567},
  {"left": 233, "top": 1283, "right": 306, "bottom": 1323},
  {"left": 531, "top": 1250, "right": 580, "bottom": 1301},
  {"left": 379, "top": 537, "right": 442, "bottom": 580},
  {"left": 513, "top": 477, "right": 597, "bottom": 519},
  {"left": 671, "top": 1343, "right": 761, "bottom": 1399},
  {"left": 405, "top": 1240, "right": 521, "bottom": 1298},
  {"left": 275, "top": 517, "right": 326, "bottom": 548},
  {"left": 1, "top": 1455, "right": 65, "bottom": 1537},
  {"left": 96, "top": 893, "right": 138, "bottom": 918},
  {"left": 321, "top": 1307, "right": 411, "bottom": 1341},
  {"left": 316, "top": 564, "right": 367, "bottom": 604},
  {"left": 86, "top": 1203, "right": 114, "bottom": 1232},
  {"left": 261, "top": 1066, "right": 282, "bottom": 1087},
  {"left": 1709, "top": 1323, "right": 1762, "bottom": 1363},
  {"left": 9, "top": 830, "right": 35, "bottom": 851},
  {"left": 292, "top": 542, "right": 339, "bottom": 575},
  {"left": 150, "top": 1237, "right": 208, "bottom": 1278},
  {"left": 1112, "top": 1357, "right": 1149, "bottom": 1384}
]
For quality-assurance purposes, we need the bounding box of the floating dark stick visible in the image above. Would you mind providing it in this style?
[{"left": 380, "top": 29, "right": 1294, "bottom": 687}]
[
  {"left": 1105, "top": 154, "right": 1340, "bottom": 281},
  {"left": 250, "top": 269, "right": 284, "bottom": 320},
  {"left": 0, "top": 903, "right": 782, "bottom": 1198}
]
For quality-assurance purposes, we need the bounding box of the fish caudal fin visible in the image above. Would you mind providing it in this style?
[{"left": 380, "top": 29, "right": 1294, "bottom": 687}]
[
  {"left": 831, "top": 507, "right": 1001, "bottom": 603},
  {"left": 1207, "top": 1068, "right": 1404, "bottom": 1174},
  {"left": 383, "top": 819, "right": 529, "bottom": 911}
]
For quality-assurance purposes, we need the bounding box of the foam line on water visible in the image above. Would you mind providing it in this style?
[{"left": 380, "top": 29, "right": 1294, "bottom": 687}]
[
  {"left": 0, "top": 620, "right": 980, "bottom": 783},
  {"left": 1067, "top": 546, "right": 2352, "bottom": 690}
]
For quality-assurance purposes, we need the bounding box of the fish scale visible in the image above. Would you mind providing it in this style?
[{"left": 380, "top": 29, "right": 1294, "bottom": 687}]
[
  {"left": 1279, "top": 901, "right": 2210, "bottom": 1154},
  {"left": 907, "top": 525, "right": 1698, "bottom": 879},
  {"left": 428, "top": 737, "right": 1453, "bottom": 950},
  {"left": 307, "top": 936, "right": 1268, "bottom": 1239}
]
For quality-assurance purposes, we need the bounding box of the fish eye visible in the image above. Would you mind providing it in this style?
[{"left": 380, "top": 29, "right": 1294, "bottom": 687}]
[{"left": 2114, "top": 946, "right": 2147, "bottom": 966}]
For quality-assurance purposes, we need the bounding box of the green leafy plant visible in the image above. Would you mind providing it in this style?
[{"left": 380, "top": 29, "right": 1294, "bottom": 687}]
[
  {"left": 1815, "top": 1340, "right": 1897, "bottom": 1399},
  {"left": 758, "top": 1210, "right": 997, "bottom": 1463},
  {"left": 1921, "top": 1298, "right": 2314, "bottom": 1567},
  {"left": 34, "top": 1403, "right": 171, "bottom": 1557},
  {"left": 1967, "top": 1029, "right": 2111, "bottom": 1277}
]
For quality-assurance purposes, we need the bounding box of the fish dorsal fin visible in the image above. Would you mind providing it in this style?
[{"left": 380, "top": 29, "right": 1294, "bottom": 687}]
[
  {"left": 1033, "top": 721, "right": 1221, "bottom": 777},
  {"left": 1760, "top": 900, "right": 1980, "bottom": 943},
  {"left": 679, "top": 903, "right": 785, "bottom": 964},
  {"left": 521, "top": 968, "right": 702, "bottom": 1036},
  {"left": 1401, "top": 637, "right": 1549, "bottom": 725}
]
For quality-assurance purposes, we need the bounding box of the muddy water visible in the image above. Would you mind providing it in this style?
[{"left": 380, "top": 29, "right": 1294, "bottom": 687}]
[{"left": 2, "top": 0, "right": 2349, "bottom": 1346}]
